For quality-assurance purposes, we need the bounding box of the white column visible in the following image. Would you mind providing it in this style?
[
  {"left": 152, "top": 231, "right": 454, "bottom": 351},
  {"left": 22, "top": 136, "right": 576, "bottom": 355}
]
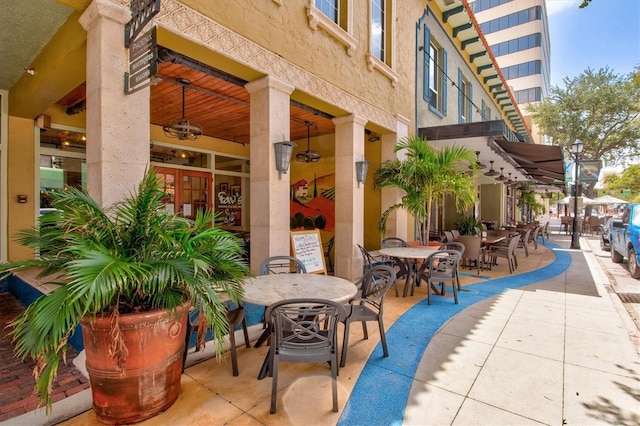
[
  {"left": 379, "top": 115, "right": 410, "bottom": 241},
  {"left": 245, "top": 76, "right": 295, "bottom": 274},
  {"left": 333, "top": 114, "right": 367, "bottom": 281},
  {"left": 79, "top": 0, "right": 150, "bottom": 207}
]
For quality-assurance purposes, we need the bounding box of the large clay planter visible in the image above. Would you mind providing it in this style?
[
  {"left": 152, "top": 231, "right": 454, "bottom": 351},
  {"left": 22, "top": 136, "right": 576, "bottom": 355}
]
[{"left": 80, "top": 304, "right": 189, "bottom": 424}]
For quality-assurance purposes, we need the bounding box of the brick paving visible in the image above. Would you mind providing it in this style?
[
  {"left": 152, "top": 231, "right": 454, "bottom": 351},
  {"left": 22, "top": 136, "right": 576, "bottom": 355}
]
[{"left": 0, "top": 292, "right": 90, "bottom": 422}]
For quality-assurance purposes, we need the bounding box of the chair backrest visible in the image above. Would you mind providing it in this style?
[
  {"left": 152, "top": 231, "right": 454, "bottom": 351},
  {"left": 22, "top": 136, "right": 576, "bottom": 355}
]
[
  {"left": 259, "top": 256, "right": 307, "bottom": 275},
  {"left": 508, "top": 233, "right": 521, "bottom": 255},
  {"left": 443, "top": 230, "right": 454, "bottom": 242},
  {"left": 455, "top": 235, "right": 481, "bottom": 261},
  {"left": 356, "top": 265, "right": 396, "bottom": 308},
  {"left": 266, "top": 298, "right": 345, "bottom": 360},
  {"left": 520, "top": 228, "right": 532, "bottom": 245},
  {"left": 381, "top": 237, "right": 408, "bottom": 248},
  {"left": 423, "top": 250, "right": 461, "bottom": 279},
  {"left": 439, "top": 241, "right": 465, "bottom": 255},
  {"left": 451, "top": 230, "right": 460, "bottom": 240},
  {"left": 357, "top": 244, "right": 375, "bottom": 267},
  {"left": 323, "top": 236, "right": 335, "bottom": 254}
]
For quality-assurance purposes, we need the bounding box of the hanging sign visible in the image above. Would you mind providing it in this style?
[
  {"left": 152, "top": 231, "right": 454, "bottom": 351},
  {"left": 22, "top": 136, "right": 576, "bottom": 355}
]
[
  {"left": 125, "top": 26, "right": 157, "bottom": 94},
  {"left": 125, "top": 0, "right": 161, "bottom": 48}
]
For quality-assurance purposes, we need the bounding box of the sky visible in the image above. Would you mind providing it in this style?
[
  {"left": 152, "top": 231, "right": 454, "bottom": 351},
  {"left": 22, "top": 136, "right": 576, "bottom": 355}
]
[{"left": 545, "top": 0, "right": 640, "bottom": 88}]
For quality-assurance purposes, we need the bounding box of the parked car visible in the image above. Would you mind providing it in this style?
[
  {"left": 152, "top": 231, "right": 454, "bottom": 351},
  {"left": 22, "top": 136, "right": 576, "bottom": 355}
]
[
  {"left": 609, "top": 204, "right": 640, "bottom": 279},
  {"left": 600, "top": 217, "right": 614, "bottom": 251}
]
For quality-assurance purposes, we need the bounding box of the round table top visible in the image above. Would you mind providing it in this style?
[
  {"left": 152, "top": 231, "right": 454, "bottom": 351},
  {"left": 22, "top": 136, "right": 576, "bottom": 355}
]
[
  {"left": 378, "top": 246, "right": 439, "bottom": 259},
  {"left": 242, "top": 274, "right": 358, "bottom": 306}
]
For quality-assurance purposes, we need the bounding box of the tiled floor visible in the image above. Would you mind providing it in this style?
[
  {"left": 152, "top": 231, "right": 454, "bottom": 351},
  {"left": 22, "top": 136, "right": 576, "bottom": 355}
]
[{"left": 52, "top": 237, "right": 559, "bottom": 425}]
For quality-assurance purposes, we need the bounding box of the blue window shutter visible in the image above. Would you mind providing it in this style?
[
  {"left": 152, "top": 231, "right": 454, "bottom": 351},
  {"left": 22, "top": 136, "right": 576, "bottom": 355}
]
[
  {"left": 442, "top": 49, "right": 448, "bottom": 115},
  {"left": 423, "top": 26, "right": 431, "bottom": 102},
  {"left": 488, "top": 108, "right": 492, "bottom": 120},
  {"left": 458, "top": 69, "right": 463, "bottom": 124},
  {"left": 481, "top": 100, "right": 486, "bottom": 120},
  {"left": 469, "top": 83, "right": 473, "bottom": 123}
]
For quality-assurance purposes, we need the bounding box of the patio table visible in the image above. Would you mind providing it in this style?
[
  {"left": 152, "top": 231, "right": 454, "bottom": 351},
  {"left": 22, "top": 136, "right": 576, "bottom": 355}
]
[
  {"left": 378, "top": 246, "right": 439, "bottom": 297},
  {"left": 242, "top": 274, "right": 357, "bottom": 379}
]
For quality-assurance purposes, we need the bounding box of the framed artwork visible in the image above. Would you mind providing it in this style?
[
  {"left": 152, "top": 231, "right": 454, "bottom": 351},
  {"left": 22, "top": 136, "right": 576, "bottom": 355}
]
[
  {"left": 231, "top": 185, "right": 241, "bottom": 198},
  {"left": 220, "top": 182, "right": 228, "bottom": 193}
]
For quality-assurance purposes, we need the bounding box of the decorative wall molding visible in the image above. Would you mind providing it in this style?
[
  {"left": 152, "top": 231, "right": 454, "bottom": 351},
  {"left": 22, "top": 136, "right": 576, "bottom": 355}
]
[{"left": 112, "top": 0, "right": 397, "bottom": 132}]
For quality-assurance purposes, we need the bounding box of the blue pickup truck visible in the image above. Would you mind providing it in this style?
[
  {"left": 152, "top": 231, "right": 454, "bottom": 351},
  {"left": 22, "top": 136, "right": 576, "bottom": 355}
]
[{"left": 610, "top": 203, "right": 640, "bottom": 279}]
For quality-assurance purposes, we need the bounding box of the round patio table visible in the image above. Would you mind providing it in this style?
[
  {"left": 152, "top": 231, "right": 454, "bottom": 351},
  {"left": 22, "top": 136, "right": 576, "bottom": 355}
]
[{"left": 378, "top": 246, "right": 439, "bottom": 297}]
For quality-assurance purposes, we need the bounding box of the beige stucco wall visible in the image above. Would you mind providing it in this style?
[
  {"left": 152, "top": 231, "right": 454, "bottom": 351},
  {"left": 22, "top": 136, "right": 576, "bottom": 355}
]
[{"left": 7, "top": 116, "right": 36, "bottom": 260}]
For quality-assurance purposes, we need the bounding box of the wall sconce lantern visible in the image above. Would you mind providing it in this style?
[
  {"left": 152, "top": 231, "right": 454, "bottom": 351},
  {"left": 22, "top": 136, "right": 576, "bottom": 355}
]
[
  {"left": 355, "top": 160, "right": 370, "bottom": 187},
  {"left": 274, "top": 141, "right": 296, "bottom": 179}
]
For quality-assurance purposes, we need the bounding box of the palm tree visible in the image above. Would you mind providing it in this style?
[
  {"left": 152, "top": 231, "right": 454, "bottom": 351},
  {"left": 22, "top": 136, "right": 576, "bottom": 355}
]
[
  {"left": 0, "top": 170, "right": 249, "bottom": 410},
  {"left": 374, "top": 135, "right": 478, "bottom": 244}
]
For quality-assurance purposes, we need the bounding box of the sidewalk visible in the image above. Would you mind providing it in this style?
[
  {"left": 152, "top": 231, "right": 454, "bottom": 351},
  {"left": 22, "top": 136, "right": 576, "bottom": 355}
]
[{"left": 3, "top": 232, "right": 639, "bottom": 425}]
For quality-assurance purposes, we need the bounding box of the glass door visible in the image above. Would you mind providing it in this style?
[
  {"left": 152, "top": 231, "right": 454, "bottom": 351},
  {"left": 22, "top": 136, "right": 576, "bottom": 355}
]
[{"left": 155, "top": 167, "right": 211, "bottom": 219}]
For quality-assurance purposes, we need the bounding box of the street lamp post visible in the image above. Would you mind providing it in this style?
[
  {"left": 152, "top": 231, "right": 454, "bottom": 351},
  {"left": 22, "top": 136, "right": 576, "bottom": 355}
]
[{"left": 570, "top": 139, "right": 584, "bottom": 249}]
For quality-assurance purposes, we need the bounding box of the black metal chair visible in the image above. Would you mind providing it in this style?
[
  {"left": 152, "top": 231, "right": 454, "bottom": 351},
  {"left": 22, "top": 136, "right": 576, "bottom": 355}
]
[
  {"left": 323, "top": 236, "right": 335, "bottom": 272},
  {"left": 381, "top": 237, "right": 409, "bottom": 295},
  {"left": 418, "top": 250, "right": 462, "bottom": 304},
  {"left": 266, "top": 298, "right": 345, "bottom": 414},
  {"left": 182, "top": 303, "right": 250, "bottom": 376},
  {"left": 340, "top": 264, "right": 396, "bottom": 367},
  {"left": 259, "top": 255, "right": 307, "bottom": 275}
]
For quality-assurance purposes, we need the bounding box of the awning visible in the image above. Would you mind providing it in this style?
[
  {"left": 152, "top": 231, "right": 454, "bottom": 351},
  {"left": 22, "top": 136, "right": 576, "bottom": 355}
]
[
  {"left": 491, "top": 139, "right": 565, "bottom": 187},
  {"left": 419, "top": 120, "right": 565, "bottom": 188}
]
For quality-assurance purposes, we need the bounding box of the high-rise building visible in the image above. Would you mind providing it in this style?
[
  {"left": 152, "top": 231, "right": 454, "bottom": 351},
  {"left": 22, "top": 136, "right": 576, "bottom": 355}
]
[{"left": 469, "top": 0, "right": 551, "bottom": 145}]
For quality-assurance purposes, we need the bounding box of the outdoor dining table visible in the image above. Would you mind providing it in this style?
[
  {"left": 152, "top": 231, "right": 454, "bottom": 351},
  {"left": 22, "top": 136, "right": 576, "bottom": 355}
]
[
  {"left": 242, "top": 273, "right": 358, "bottom": 379},
  {"left": 481, "top": 236, "right": 506, "bottom": 268},
  {"left": 378, "top": 246, "right": 439, "bottom": 298}
]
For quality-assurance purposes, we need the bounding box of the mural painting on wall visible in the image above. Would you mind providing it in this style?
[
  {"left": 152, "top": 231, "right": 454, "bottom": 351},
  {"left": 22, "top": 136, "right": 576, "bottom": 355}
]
[{"left": 290, "top": 172, "right": 335, "bottom": 232}]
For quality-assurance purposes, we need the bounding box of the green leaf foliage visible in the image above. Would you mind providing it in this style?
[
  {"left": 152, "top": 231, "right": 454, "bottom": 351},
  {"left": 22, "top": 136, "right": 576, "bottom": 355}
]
[
  {"left": 527, "top": 67, "right": 640, "bottom": 165},
  {"left": 1, "top": 169, "right": 250, "bottom": 410},
  {"left": 374, "top": 135, "right": 477, "bottom": 244}
]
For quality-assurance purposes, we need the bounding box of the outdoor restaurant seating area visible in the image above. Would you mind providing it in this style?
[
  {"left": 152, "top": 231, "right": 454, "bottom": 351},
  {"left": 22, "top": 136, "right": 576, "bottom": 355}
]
[{"left": 50, "top": 228, "right": 555, "bottom": 425}]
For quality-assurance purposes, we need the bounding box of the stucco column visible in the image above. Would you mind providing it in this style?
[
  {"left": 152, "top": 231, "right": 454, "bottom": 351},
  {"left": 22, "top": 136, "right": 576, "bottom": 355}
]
[
  {"left": 333, "top": 114, "right": 367, "bottom": 281},
  {"left": 380, "top": 114, "right": 410, "bottom": 241},
  {"left": 245, "top": 76, "right": 295, "bottom": 274},
  {"left": 80, "top": 0, "right": 150, "bottom": 207}
]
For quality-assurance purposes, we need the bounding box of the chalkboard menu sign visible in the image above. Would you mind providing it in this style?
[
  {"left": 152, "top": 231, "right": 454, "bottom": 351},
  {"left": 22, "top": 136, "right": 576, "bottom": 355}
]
[{"left": 290, "top": 230, "right": 327, "bottom": 275}]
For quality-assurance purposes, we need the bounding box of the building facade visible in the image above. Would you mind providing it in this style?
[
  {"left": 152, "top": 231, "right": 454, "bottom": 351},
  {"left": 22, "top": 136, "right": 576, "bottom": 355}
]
[
  {"left": 469, "top": 0, "right": 551, "bottom": 145},
  {"left": 1, "top": 0, "right": 557, "bottom": 281}
]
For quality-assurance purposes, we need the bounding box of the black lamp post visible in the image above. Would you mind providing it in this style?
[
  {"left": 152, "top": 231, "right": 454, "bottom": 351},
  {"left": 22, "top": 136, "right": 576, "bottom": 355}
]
[{"left": 570, "top": 139, "right": 584, "bottom": 249}]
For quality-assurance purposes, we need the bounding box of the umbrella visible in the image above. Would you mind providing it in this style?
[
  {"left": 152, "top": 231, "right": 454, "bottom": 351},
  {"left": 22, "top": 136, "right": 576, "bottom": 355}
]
[
  {"left": 592, "top": 195, "right": 629, "bottom": 205},
  {"left": 557, "top": 196, "right": 599, "bottom": 206}
]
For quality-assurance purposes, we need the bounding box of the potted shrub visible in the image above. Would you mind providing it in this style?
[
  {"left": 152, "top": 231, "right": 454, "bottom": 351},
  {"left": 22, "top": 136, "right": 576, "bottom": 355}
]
[
  {"left": 374, "top": 135, "right": 478, "bottom": 244},
  {"left": 455, "top": 216, "right": 483, "bottom": 235},
  {"left": 0, "top": 170, "right": 249, "bottom": 424}
]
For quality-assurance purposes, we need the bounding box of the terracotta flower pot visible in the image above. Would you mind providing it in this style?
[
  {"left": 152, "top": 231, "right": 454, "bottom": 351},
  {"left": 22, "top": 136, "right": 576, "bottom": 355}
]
[{"left": 80, "top": 304, "right": 189, "bottom": 424}]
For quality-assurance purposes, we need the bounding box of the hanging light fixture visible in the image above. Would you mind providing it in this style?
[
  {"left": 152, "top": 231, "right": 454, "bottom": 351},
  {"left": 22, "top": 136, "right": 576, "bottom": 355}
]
[
  {"left": 509, "top": 176, "right": 519, "bottom": 187},
  {"left": 163, "top": 78, "right": 203, "bottom": 141},
  {"left": 496, "top": 167, "right": 507, "bottom": 181},
  {"left": 469, "top": 151, "right": 487, "bottom": 170},
  {"left": 505, "top": 172, "right": 513, "bottom": 185},
  {"left": 296, "top": 121, "right": 321, "bottom": 163},
  {"left": 484, "top": 160, "right": 499, "bottom": 177}
]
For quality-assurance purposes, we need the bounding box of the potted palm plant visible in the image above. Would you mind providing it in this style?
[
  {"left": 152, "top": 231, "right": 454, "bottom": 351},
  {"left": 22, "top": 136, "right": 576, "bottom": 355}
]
[
  {"left": 0, "top": 170, "right": 249, "bottom": 424},
  {"left": 374, "top": 135, "right": 478, "bottom": 244}
]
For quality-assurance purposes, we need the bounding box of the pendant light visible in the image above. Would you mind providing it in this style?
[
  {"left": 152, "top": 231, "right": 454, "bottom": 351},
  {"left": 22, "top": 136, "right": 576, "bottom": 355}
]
[
  {"left": 484, "top": 160, "right": 499, "bottom": 177},
  {"left": 163, "top": 78, "right": 203, "bottom": 141},
  {"left": 505, "top": 172, "right": 513, "bottom": 185},
  {"left": 496, "top": 167, "right": 507, "bottom": 181},
  {"left": 296, "top": 121, "right": 321, "bottom": 163},
  {"left": 469, "top": 151, "right": 487, "bottom": 170}
]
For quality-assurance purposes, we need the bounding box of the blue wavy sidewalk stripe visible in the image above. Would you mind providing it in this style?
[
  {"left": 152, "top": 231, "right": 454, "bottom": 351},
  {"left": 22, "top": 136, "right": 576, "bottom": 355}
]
[{"left": 338, "top": 242, "right": 570, "bottom": 425}]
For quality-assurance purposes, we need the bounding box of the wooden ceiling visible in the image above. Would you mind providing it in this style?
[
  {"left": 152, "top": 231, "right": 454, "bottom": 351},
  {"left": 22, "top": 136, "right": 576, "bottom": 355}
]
[{"left": 56, "top": 49, "right": 336, "bottom": 145}]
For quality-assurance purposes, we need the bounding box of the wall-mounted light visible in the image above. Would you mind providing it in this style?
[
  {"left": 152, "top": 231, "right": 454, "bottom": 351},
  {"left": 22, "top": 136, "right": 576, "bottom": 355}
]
[
  {"left": 355, "top": 160, "right": 370, "bottom": 187},
  {"left": 274, "top": 141, "right": 296, "bottom": 179}
]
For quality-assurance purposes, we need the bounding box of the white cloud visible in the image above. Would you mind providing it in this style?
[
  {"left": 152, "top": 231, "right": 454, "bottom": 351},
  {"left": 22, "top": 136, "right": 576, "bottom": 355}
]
[{"left": 545, "top": 0, "right": 582, "bottom": 16}]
